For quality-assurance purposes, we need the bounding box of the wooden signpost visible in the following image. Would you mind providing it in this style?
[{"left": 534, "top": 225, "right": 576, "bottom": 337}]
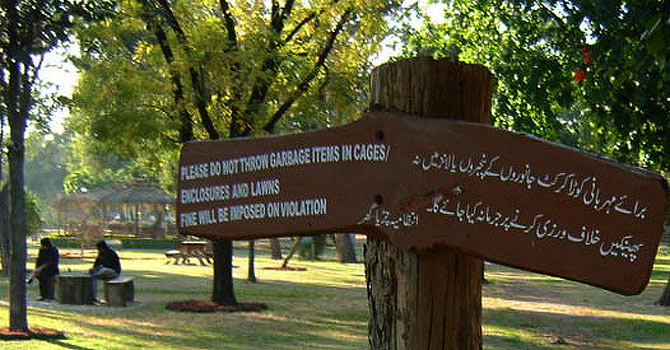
[
  {"left": 177, "top": 58, "right": 669, "bottom": 349},
  {"left": 177, "top": 110, "right": 668, "bottom": 295}
]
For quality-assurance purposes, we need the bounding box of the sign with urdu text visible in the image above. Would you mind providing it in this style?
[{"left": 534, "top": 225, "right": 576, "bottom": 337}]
[{"left": 177, "top": 111, "right": 669, "bottom": 295}]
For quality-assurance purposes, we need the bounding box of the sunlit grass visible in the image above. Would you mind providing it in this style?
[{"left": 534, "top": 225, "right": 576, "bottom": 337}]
[{"left": 0, "top": 239, "right": 669, "bottom": 349}]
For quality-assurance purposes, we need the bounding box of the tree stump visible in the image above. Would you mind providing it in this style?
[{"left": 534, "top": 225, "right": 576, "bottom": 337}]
[
  {"left": 366, "top": 57, "right": 493, "bottom": 350},
  {"left": 56, "top": 275, "right": 94, "bottom": 305}
]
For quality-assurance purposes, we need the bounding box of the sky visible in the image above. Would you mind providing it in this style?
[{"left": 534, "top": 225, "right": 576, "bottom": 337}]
[
  {"left": 38, "top": 1, "right": 448, "bottom": 134},
  {"left": 41, "top": 43, "right": 78, "bottom": 134}
]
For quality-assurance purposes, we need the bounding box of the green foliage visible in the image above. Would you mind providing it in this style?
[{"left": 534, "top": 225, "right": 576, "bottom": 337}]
[
  {"left": 24, "top": 189, "right": 42, "bottom": 235},
  {"left": 0, "top": 183, "right": 41, "bottom": 235},
  {"left": 66, "top": 0, "right": 404, "bottom": 191},
  {"left": 24, "top": 130, "right": 71, "bottom": 222},
  {"left": 403, "top": 0, "right": 670, "bottom": 172}
]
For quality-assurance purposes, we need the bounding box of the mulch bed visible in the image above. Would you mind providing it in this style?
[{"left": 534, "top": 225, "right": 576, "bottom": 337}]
[
  {"left": 262, "top": 266, "right": 307, "bottom": 271},
  {"left": 0, "top": 327, "right": 65, "bottom": 341},
  {"left": 166, "top": 300, "right": 268, "bottom": 313}
]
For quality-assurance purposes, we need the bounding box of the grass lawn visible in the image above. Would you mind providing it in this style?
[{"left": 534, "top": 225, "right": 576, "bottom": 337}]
[{"left": 1, "top": 239, "right": 669, "bottom": 349}]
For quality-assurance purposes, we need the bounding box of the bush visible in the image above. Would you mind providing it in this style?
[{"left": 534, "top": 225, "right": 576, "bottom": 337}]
[
  {"left": 45, "top": 237, "right": 180, "bottom": 250},
  {"left": 120, "top": 238, "right": 180, "bottom": 250},
  {"left": 47, "top": 237, "right": 81, "bottom": 249}
]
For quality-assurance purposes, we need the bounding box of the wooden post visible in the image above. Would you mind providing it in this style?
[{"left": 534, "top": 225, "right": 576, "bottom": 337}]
[{"left": 365, "top": 57, "right": 493, "bottom": 350}]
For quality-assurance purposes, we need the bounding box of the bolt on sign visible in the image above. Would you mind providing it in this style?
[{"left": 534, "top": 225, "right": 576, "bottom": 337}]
[{"left": 177, "top": 111, "right": 669, "bottom": 295}]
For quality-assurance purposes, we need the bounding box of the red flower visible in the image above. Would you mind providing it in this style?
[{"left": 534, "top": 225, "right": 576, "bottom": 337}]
[{"left": 574, "top": 68, "right": 586, "bottom": 82}]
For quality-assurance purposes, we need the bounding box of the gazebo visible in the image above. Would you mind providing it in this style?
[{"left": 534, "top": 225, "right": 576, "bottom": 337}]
[{"left": 55, "top": 180, "right": 176, "bottom": 239}]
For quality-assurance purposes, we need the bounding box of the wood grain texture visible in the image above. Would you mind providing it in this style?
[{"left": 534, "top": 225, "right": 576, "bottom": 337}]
[{"left": 366, "top": 57, "right": 491, "bottom": 350}]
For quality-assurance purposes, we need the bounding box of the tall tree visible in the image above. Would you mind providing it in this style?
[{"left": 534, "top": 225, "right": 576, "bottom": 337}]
[
  {"left": 0, "top": 0, "right": 114, "bottom": 331},
  {"left": 69, "top": 0, "right": 404, "bottom": 304}
]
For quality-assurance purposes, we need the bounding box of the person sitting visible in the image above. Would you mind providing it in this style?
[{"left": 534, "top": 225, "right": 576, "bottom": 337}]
[
  {"left": 31, "top": 238, "right": 60, "bottom": 301},
  {"left": 89, "top": 240, "right": 121, "bottom": 302}
]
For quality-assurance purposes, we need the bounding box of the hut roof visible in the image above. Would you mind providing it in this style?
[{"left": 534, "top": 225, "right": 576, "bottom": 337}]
[{"left": 58, "top": 181, "right": 175, "bottom": 206}]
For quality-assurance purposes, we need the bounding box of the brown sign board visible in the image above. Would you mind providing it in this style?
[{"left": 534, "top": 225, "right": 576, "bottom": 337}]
[{"left": 177, "top": 111, "right": 669, "bottom": 295}]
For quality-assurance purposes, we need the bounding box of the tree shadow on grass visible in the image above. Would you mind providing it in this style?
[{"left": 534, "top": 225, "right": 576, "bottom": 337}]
[
  {"left": 484, "top": 304, "right": 670, "bottom": 350},
  {"left": 44, "top": 339, "right": 95, "bottom": 350},
  {"left": 14, "top": 259, "right": 669, "bottom": 350},
  {"left": 484, "top": 263, "right": 668, "bottom": 314},
  {"left": 21, "top": 269, "right": 368, "bottom": 350}
]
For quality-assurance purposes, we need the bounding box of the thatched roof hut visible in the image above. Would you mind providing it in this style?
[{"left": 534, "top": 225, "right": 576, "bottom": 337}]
[{"left": 55, "top": 181, "right": 176, "bottom": 237}]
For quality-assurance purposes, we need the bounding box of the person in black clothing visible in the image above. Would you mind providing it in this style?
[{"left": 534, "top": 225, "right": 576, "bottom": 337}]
[
  {"left": 32, "top": 238, "right": 60, "bottom": 301},
  {"left": 89, "top": 240, "right": 121, "bottom": 280},
  {"left": 89, "top": 240, "right": 121, "bottom": 302}
]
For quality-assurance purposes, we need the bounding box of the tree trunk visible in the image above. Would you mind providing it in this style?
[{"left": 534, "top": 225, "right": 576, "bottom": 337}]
[
  {"left": 5, "top": 0, "right": 30, "bottom": 328},
  {"left": 335, "top": 233, "right": 357, "bottom": 263},
  {"left": 0, "top": 184, "right": 10, "bottom": 277},
  {"left": 8, "top": 143, "right": 28, "bottom": 331},
  {"left": 150, "top": 204, "right": 163, "bottom": 238},
  {"left": 282, "top": 237, "right": 302, "bottom": 268},
  {"left": 211, "top": 240, "right": 237, "bottom": 305},
  {"left": 0, "top": 93, "right": 5, "bottom": 278},
  {"left": 365, "top": 57, "right": 492, "bottom": 350},
  {"left": 248, "top": 240, "right": 257, "bottom": 282},
  {"left": 7, "top": 82, "right": 29, "bottom": 331},
  {"left": 270, "top": 238, "right": 283, "bottom": 259}
]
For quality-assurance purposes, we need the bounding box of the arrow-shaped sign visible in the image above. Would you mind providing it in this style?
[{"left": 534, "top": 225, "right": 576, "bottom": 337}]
[{"left": 177, "top": 111, "right": 669, "bottom": 295}]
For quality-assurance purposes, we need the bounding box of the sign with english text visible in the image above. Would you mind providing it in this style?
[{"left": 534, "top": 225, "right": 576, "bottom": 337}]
[{"left": 177, "top": 111, "right": 669, "bottom": 295}]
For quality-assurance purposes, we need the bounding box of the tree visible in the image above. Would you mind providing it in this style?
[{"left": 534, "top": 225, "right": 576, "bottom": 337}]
[
  {"left": 24, "top": 130, "right": 71, "bottom": 223},
  {"left": 334, "top": 233, "right": 357, "bottom": 263},
  {"left": 68, "top": 0, "right": 403, "bottom": 305},
  {"left": 403, "top": 0, "right": 670, "bottom": 172},
  {"left": 0, "top": 0, "right": 114, "bottom": 332}
]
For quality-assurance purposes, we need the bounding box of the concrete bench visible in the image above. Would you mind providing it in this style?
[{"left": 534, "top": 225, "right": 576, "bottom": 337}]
[
  {"left": 104, "top": 276, "right": 134, "bottom": 307},
  {"left": 56, "top": 275, "right": 95, "bottom": 305}
]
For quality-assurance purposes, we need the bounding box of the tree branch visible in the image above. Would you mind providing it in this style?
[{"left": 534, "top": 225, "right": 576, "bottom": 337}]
[
  {"left": 218, "top": 0, "right": 246, "bottom": 139},
  {"left": 283, "top": 0, "right": 342, "bottom": 45},
  {"left": 27, "top": 53, "right": 45, "bottom": 87},
  {"left": 536, "top": 1, "right": 569, "bottom": 32},
  {"left": 280, "top": 0, "right": 296, "bottom": 26},
  {"left": 238, "top": 0, "right": 298, "bottom": 136},
  {"left": 264, "top": 9, "right": 353, "bottom": 133},
  {"left": 283, "top": 11, "right": 317, "bottom": 45},
  {"left": 19, "top": 60, "right": 34, "bottom": 125},
  {"left": 147, "top": 16, "right": 194, "bottom": 142},
  {"left": 154, "top": 0, "right": 220, "bottom": 140},
  {"left": 219, "top": 0, "right": 238, "bottom": 49},
  {"left": 271, "top": 0, "right": 281, "bottom": 30}
]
